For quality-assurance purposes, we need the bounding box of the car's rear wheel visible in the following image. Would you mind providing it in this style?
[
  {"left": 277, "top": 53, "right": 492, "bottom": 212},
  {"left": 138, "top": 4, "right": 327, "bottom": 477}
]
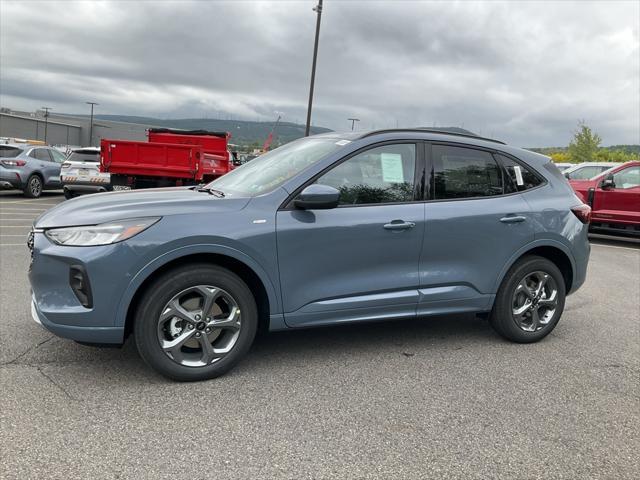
[
  {"left": 490, "top": 256, "right": 566, "bottom": 343},
  {"left": 134, "top": 264, "right": 258, "bottom": 381},
  {"left": 23, "top": 175, "right": 42, "bottom": 198}
]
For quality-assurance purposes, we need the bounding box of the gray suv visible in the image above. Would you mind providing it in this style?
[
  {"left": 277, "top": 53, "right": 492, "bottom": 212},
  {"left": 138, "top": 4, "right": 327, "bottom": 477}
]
[
  {"left": 28, "top": 129, "right": 591, "bottom": 381},
  {"left": 0, "top": 144, "right": 66, "bottom": 197}
]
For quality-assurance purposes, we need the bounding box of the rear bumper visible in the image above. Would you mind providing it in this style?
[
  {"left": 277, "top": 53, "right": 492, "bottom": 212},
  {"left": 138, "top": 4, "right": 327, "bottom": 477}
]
[
  {"left": 0, "top": 169, "right": 23, "bottom": 189},
  {"left": 64, "top": 184, "right": 111, "bottom": 194}
]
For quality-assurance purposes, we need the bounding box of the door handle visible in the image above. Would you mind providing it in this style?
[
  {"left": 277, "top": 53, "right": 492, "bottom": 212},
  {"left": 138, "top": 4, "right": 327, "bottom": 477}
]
[
  {"left": 500, "top": 215, "right": 527, "bottom": 224},
  {"left": 383, "top": 220, "right": 416, "bottom": 230}
]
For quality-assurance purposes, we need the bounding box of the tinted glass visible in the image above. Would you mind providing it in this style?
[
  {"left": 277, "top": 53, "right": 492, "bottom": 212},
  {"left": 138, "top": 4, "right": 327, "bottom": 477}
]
[
  {"left": 50, "top": 149, "right": 67, "bottom": 163},
  {"left": 433, "top": 145, "right": 502, "bottom": 199},
  {"left": 0, "top": 147, "right": 23, "bottom": 158},
  {"left": 567, "top": 166, "right": 603, "bottom": 180},
  {"left": 31, "top": 149, "right": 52, "bottom": 161},
  {"left": 496, "top": 154, "right": 543, "bottom": 192},
  {"left": 611, "top": 167, "right": 640, "bottom": 189},
  {"left": 68, "top": 152, "right": 100, "bottom": 163},
  {"left": 315, "top": 144, "right": 416, "bottom": 205}
]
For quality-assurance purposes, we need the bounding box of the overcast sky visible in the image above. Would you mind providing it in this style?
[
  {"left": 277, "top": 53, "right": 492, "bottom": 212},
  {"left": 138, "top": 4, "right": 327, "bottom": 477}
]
[{"left": 1, "top": 0, "right": 638, "bottom": 146}]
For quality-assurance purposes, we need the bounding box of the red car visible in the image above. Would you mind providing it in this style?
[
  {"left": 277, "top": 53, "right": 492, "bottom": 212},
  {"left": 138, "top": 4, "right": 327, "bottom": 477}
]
[{"left": 569, "top": 161, "right": 640, "bottom": 237}]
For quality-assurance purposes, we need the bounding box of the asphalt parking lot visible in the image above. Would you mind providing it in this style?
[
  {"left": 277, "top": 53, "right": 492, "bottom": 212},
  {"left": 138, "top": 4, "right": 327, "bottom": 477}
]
[{"left": 1, "top": 190, "right": 638, "bottom": 479}]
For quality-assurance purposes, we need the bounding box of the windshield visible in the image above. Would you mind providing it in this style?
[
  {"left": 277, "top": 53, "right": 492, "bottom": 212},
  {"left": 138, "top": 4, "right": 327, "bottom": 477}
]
[{"left": 206, "top": 137, "right": 345, "bottom": 196}]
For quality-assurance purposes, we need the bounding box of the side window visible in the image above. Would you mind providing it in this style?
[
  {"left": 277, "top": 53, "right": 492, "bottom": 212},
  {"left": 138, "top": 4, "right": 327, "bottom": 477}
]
[
  {"left": 315, "top": 144, "right": 416, "bottom": 205},
  {"left": 611, "top": 167, "right": 640, "bottom": 189},
  {"left": 432, "top": 145, "right": 502, "bottom": 199},
  {"left": 31, "top": 149, "right": 52, "bottom": 162},
  {"left": 496, "top": 154, "right": 543, "bottom": 192},
  {"left": 49, "top": 149, "right": 67, "bottom": 163}
]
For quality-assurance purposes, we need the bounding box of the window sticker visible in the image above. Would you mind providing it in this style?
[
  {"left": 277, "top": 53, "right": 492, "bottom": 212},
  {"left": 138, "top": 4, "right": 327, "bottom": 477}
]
[
  {"left": 335, "top": 140, "right": 351, "bottom": 146},
  {"left": 513, "top": 165, "right": 524, "bottom": 186},
  {"left": 380, "top": 153, "right": 404, "bottom": 183}
]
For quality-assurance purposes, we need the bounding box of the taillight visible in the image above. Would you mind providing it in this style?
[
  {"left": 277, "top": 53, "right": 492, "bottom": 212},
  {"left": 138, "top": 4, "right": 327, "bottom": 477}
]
[
  {"left": 0, "top": 159, "right": 26, "bottom": 167},
  {"left": 571, "top": 204, "right": 591, "bottom": 224}
]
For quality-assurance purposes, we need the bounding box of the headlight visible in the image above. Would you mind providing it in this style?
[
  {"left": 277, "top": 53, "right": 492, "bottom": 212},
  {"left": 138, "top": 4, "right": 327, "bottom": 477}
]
[{"left": 44, "top": 217, "right": 160, "bottom": 246}]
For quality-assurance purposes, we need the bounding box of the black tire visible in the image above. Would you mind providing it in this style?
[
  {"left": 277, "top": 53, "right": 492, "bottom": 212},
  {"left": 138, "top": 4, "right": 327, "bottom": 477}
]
[
  {"left": 63, "top": 189, "right": 75, "bottom": 200},
  {"left": 489, "top": 255, "right": 566, "bottom": 343},
  {"left": 134, "top": 264, "right": 258, "bottom": 381},
  {"left": 23, "top": 174, "right": 43, "bottom": 198}
]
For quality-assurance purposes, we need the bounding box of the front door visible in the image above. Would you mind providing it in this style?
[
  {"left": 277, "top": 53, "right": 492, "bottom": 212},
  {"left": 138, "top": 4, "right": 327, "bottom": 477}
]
[
  {"left": 593, "top": 165, "right": 640, "bottom": 225},
  {"left": 276, "top": 143, "right": 425, "bottom": 327}
]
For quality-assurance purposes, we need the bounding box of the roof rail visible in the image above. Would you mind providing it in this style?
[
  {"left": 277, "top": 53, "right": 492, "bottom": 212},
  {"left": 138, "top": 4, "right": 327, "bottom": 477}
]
[{"left": 359, "top": 128, "right": 505, "bottom": 145}]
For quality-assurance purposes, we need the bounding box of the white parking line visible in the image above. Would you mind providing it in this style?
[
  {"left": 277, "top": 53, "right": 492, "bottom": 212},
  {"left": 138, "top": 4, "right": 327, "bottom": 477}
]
[
  {"left": 0, "top": 201, "right": 60, "bottom": 206},
  {"left": 0, "top": 208, "right": 47, "bottom": 211},
  {"left": 0, "top": 225, "right": 32, "bottom": 228},
  {"left": 0, "top": 244, "right": 26, "bottom": 247},
  {"left": 0, "top": 219, "right": 36, "bottom": 222},
  {"left": 591, "top": 243, "right": 639, "bottom": 252},
  {"left": 0, "top": 234, "right": 27, "bottom": 237}
]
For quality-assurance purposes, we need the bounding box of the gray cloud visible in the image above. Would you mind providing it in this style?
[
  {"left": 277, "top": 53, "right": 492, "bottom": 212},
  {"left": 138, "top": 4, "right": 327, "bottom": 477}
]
[{"left": 1, "top": 0, "right": 638, "bottom": 146}]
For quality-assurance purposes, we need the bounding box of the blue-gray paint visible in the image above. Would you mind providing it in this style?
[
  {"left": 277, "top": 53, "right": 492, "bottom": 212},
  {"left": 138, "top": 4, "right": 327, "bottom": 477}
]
[{"left": 28, "top": 130, "right": 590, "bottom": 344}]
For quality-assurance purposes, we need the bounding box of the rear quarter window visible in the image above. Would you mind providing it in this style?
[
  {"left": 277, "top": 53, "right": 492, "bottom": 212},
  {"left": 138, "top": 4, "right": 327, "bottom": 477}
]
[{"left": 496, "top": 154, "right": 543, "bottom": 192}]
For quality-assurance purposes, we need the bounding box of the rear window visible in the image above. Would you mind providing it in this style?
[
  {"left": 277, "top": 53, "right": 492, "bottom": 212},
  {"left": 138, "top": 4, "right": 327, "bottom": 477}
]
[
  {"left": 68, "top": 151, "right": 100, "bottom": 162},
  {"left": 0, "top": 146, "right": 23, "bottom": 158}
]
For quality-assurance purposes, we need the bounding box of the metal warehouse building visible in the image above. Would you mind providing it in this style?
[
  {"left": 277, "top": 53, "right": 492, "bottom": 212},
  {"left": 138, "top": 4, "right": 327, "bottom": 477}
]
[{"left": 0, "top": 109, "right": 151, "bottom": 147}]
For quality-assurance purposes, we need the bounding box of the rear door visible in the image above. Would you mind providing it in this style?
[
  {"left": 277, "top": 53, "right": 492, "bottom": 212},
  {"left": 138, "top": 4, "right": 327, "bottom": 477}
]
[
  {"left": 29, "top": 148, "right": 60, "bottom": 186},
  {"left": 593, "top": 166, "right": 640, "bottom": 225},
  {"left": 419, "top": 144, "right": 536, "bottom": 315},
  {"left": 276, "top": 142, "right": 425, "bottom": 327}
]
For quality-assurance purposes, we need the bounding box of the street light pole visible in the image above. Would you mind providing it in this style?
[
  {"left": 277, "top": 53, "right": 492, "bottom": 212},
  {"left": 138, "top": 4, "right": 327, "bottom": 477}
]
[
  {"left": 86, "top": 102, "right": 99, "bottom": 146},
  {"left": 42, "top": 107, "right": 52, "bottom": 143},
  {"left": 305, "top": 0, "right": 323, "bottom": 137},
  {"left": 348, "top": 118, "right": 360, "bottom": 131}
]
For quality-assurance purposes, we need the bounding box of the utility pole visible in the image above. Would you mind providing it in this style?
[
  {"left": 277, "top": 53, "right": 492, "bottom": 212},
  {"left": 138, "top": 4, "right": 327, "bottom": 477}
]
[
  {"left": 305, "top": 0, "right": 323, "bottom": 137},
  {"left": 86, "top": 102, "right": 99, "bottom": 146},
  {"left": 41, "top": 107, "right": 52, "bottom": 143},
  {"left": 348, "top": 118, "right": 360, "bottom": 131}
]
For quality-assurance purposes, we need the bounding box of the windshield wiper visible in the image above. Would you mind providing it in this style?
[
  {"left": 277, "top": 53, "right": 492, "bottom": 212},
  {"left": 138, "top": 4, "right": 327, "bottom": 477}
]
[{"left": 196, "top": 186, "right": 225, "bottom": 197}]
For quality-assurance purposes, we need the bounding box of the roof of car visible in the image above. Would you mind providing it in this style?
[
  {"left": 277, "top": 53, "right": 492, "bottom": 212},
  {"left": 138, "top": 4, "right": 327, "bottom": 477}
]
[{"left": 563, "top": 162, "right": 621, "bottom": 172}]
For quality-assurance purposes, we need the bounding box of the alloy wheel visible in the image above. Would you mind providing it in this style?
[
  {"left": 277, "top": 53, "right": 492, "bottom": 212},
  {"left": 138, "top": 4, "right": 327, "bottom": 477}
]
[
  {"left": 157, "top": 285, "right": 241, "bottom": 367},
  {"left": 29, "top": 177, "right": 42, "bottom": 197},
  {"left": 511, "top": 271, "right": 558, "bottom": 332}
]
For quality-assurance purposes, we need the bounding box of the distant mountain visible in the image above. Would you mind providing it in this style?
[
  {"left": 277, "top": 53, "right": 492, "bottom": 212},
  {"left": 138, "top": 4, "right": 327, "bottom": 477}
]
[{"left": 92, "top": 115, "right": 332, "bottom": 147}]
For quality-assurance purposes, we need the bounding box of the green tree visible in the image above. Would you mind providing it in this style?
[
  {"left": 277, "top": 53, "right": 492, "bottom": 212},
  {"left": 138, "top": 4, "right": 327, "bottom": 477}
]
[{"left": 568, "top": 122, "right": 602, "bottom": 163}]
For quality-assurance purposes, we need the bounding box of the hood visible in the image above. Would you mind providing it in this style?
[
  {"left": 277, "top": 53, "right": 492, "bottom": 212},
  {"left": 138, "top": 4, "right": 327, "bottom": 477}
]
[{"left": 35, "top": 187, "right": 251, "bottom": 229}]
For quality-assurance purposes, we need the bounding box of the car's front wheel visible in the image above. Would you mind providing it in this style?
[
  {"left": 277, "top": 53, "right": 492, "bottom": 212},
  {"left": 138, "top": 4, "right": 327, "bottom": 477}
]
[
  {"left": 134, "top": 264, "right": 258, "bottom": 381},
  {"left": 490, "top": 255, "right": 566, "bottom": 343},
  {"left": 23, "top": 175, "right": 43, "bottom": 198}
]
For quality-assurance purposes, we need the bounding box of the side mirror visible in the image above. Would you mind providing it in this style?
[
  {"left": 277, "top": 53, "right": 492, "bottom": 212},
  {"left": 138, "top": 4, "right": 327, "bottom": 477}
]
[
  {"left": 294, "top": 184, "right": 340, "bottom": 210},
  {"left": 564, "top": 172, "right": 571, "bottom": 179},
  {"left": 601, "top": 176, "right": 615, "bottom": 189}
]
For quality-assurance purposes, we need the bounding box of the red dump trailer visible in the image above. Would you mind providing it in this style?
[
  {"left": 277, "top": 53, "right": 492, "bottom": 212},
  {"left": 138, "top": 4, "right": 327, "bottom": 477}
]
[{"left": 100, "top": 129, "right": 233, "bottom": 190}]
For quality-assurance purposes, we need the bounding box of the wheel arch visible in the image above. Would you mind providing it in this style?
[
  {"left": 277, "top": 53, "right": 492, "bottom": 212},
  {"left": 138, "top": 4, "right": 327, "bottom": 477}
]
[
  {"left": 118, "top": 247, "right": 279, "bottom": 341},
  {"left": 494, "top": 241, "right": 575, "bottom": 294}
]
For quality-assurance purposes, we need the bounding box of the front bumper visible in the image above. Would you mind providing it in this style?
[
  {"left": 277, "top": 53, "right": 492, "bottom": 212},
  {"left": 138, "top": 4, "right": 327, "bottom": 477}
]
[
  {"left": 31, "top": 296, "right": 123, "bottom": 343},
  {"left": 28, "top": 231, "right": 140, "bottom": 345}
]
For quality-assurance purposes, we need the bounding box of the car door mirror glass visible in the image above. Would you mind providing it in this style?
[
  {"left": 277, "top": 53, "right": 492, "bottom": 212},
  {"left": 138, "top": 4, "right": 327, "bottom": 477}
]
[
  {"left": 601, "top": 175, "right": 615, "bottom": 189},
  {"left": 294, "top": 184, "right": 340, "bottom": 210}
]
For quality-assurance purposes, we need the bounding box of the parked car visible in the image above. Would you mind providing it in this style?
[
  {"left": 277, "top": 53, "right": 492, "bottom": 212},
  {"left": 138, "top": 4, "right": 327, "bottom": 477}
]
[
  {"left": 562, "top": 162, "right": 620, "bottom": 180},
  {"left": 553, "top": 162, "right": 573, "bottom": 172},
  {"left": 0, "top": 144, "right": 66, "bottom": 197},
  {"left": 61, "top": 147, "right": 111, "bottom": 199},
  {"left": 29, "top": 129, "right": 591, "bottom": 381},
  {"left": 569, "top": 161, "right": 640, "bottom": 237}
]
